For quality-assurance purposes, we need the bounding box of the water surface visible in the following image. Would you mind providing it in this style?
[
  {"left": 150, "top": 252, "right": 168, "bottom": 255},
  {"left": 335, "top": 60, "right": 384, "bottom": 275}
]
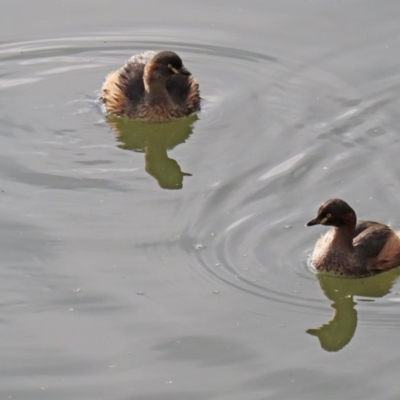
[{"left": 2, "top": 1, "right": 400, "bottom": 399}]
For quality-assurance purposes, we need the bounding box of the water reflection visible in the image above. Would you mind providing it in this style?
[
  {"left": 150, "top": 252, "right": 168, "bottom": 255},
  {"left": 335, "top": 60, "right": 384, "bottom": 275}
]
[
  {"left": 106, "top": 114, "right": 198, "bottom": 189},
  {"left": 307, "top": 268, "right": 400, "bottom": 352}
]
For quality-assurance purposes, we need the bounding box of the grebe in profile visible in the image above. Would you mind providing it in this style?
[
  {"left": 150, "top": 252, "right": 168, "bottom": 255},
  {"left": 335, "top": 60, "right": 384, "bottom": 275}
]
[
  {"left": 306, "top": 199, "right": 400, "bottom": 277},
  {"left": 101, "top": 51, "right": 200, "bottom": 121}
]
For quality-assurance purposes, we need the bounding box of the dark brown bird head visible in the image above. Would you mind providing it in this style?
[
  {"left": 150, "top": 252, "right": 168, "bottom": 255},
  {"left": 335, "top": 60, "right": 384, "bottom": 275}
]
[
  {"left": 306, "top": 198, "right": 357, "bottom": 228},
  {"left": 145, "top": 51, "right": 190, "bottom": 84}
]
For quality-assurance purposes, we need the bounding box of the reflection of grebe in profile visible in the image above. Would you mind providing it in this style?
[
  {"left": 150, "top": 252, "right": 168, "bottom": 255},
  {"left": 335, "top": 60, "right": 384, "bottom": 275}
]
[
  {"left": 106, "top": 114, "right": 197, "bottom": 190},
  {"left": 307, "top": 267, "right": 400, "bottom": 352}
]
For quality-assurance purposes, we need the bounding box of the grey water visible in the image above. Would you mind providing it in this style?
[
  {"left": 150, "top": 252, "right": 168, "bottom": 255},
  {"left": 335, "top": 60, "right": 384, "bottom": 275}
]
[{"left": 2, "top": 1, "right": 400, "bottom": 399}]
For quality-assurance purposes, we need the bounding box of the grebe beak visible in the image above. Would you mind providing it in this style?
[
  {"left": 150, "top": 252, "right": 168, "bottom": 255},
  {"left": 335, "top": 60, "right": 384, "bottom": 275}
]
[{"left": 306, "top": 217, "right": 320, "bottom": 227}]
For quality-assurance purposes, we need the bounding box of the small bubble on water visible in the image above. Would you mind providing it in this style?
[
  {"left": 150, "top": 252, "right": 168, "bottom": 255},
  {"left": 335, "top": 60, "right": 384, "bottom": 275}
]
[
  {"left": 194, "top": 244, "right": 205, "bottom": 250},
  {"left": 210, "top": 232, "right": 215, "bottom": 236},
  {"left": 242, "top": 254, "right": 247, "bottom": 257},
  {"left": 215, "top": 263, "right": 221, "bottom": 267},
  {"left": 213, "top": 290, "right": 219, "bottom": 294},
  {"left": 137, "top": 291, "right": 144, "bottom": 296},
  {"left": 72, "top": 288, "right": 82, "bottom": 293}
]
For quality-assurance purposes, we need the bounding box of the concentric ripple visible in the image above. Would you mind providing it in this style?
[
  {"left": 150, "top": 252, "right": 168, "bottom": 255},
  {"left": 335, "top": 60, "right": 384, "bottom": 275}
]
[{"left": 171, "top": 37, "right": 400, "bottom": 318}]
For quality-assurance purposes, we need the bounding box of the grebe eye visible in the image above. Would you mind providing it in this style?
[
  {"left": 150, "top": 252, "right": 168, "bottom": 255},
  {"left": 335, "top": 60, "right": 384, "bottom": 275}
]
[
  {"left": 326, "top": 213, "right": 332, "bottom": 219},
  {"left": 167, "top": 63, "right": 172, "bottom": 68}
]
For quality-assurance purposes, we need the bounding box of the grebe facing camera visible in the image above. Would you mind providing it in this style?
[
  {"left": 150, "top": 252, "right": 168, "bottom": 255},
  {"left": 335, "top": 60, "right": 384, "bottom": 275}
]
[{"left": 101, "top": 51, "right": 200, "bottom": 121}]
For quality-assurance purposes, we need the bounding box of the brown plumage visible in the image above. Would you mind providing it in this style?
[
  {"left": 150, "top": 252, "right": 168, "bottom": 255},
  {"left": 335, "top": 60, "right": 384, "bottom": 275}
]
[
  {"left": 306, "top": 199, "right": 400, "bottom": 277},
  {"left": 100, "top": 51, "right": 200, "bottom": 121}
]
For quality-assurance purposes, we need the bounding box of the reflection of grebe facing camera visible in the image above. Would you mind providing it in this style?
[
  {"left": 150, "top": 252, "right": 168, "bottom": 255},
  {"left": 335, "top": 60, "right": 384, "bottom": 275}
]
[
  {"left": 145, "top": 151, "right": 191, "bottom": 190},
  {"left": 105, "top": 115, "right": 197, "bottom": 190},
  {"left": 306, "top": 199, "right": 400, "bottom": 277},
  {"left": 101, "top": 51, "right": 200, "bottom": 121}
]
